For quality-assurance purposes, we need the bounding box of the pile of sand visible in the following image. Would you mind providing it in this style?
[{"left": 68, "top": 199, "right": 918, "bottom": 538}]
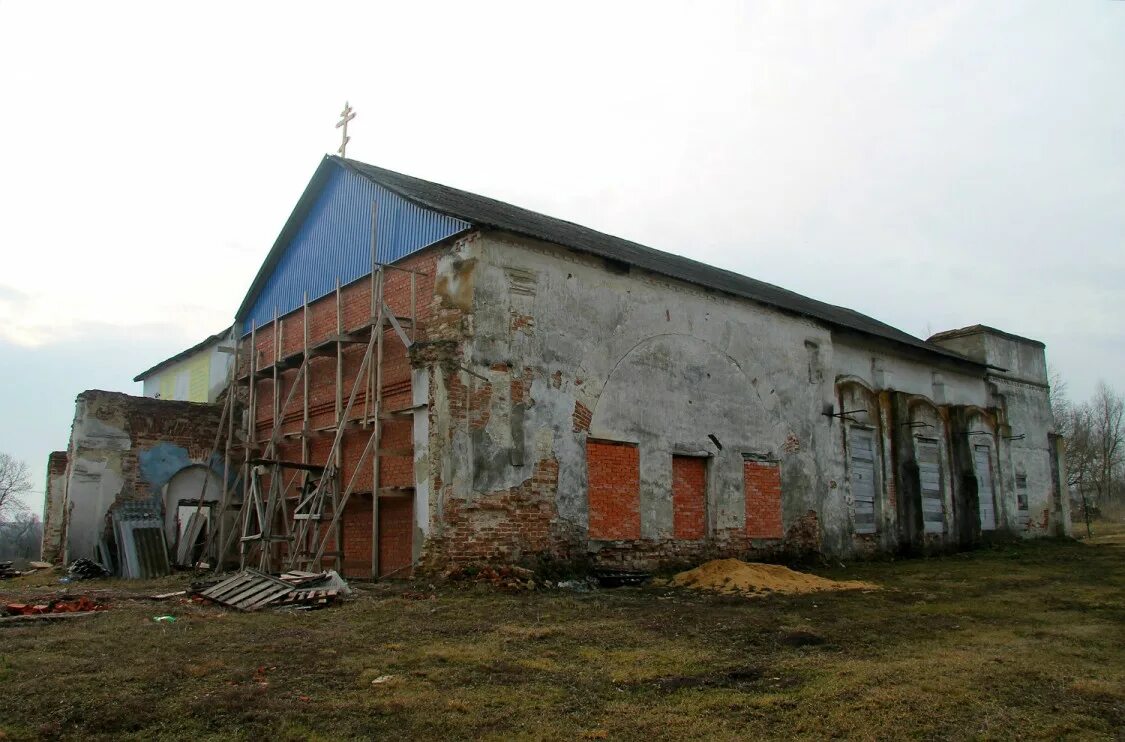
[{"left": 669, "top": 558, "right": 877, "bottom": 596}]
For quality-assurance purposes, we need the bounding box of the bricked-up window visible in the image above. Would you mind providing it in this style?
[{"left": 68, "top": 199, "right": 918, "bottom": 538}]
[
  {"left": 587, "top": 440, "right": 640, "bottom": 540},
  {"left": 744, "top": 457, "right": 783, "bottom": 539},
  {"left": 672, "top": 455, "right": 707, "bottom": 539}
]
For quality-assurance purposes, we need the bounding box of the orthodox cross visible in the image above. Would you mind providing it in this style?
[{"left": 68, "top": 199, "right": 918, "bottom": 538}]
[{"left": 336, "top": 102, "right": 356, "bottom": 157}]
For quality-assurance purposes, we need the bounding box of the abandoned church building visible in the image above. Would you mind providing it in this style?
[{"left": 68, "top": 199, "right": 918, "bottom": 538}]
[{"left": 44, "top": 155, "right": 1072, "bottom": 578}]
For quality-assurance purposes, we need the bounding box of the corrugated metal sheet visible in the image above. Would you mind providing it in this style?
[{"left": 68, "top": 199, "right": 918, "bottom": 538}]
[
  {"left": 112, "top": 505, "right": 171, "bottom": 579},
  {"left": 244, "top": 166, "right": 469, "bottom": 333}
]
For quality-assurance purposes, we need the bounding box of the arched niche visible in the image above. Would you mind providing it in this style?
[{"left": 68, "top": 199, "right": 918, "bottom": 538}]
[
  {"left": 963, "top": 409, "right": 999, "bottom": 531},
  {"left": 162, "top": 464, "right": 223, "bottom": 549},
  {"left": 589, "top": 334, "right": 785, "bottom": 536},
  {"left": 907, "top": 396, "right": 950, "bottom": 537},
  {"left": 836, "top": 378, "right": 882, "bottom": 537},
  {"left": 836, "top": 377, "right": 880, "bottom": 429},
  {"left": 591, "top": 334, "right": 782, "bottom": 450}
]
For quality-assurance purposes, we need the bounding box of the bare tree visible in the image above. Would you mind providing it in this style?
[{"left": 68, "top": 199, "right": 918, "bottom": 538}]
[
  {"left": 1063, "top": 402, "right": 1098, "bottom": 536},
  {"left": 1048, "top": 364, "right": 1070, "bottom": 434},
  {"left": 1091, "top": 382, "right": 1124, "bottom": 506},
  {"left": 1057, "top": 379, "right": 1125, "bottom": 535},
  {"left": 0, "top": 513, "right": 42, "bottom": 560},
  {"left": 0, "top": 452, "right": 32, "bottom": 520}
]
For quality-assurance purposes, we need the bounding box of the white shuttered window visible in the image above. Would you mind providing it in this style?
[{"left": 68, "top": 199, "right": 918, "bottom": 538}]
[
  {"left": 916, "top": 439, "right": 944, "bottom": 534},
  {"left": 974, "top": 445, "right": 996, "bottom": 531},
  {"left": 849, "top": 428, "right": 877, "bottom": 534}
]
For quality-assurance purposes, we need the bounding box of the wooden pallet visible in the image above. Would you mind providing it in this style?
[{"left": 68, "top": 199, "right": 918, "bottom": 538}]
[
  {"left": 199, "top": 569, "right": 295, "bottom": 611},
  {"left": 273, "top": 588, "right": 342, "bottom": 606}
]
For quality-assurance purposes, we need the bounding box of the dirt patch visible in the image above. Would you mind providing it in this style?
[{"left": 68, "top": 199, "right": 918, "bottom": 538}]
[
  {"left": 668, "top": 558, "right": 877, "bottom": 596},
  {"left": 647, "top": 667, "right": 764, "bottom": 691},
  {"left": 779, "top": 629, "right": 826, "bottom": 647}
]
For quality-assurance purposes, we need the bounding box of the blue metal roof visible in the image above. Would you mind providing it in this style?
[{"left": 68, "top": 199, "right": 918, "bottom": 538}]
[{"left": 242, "top": 162, "right": 469, "bottom": 333}]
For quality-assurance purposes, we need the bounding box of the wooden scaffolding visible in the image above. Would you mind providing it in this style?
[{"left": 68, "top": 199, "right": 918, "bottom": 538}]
[{"left": 209, "top": 207, "right": 423, "bottom": 577}]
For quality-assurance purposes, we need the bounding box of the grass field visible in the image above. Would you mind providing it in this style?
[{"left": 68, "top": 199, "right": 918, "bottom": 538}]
[{"left": 1, "top": 530, "right": 1122, "bottom": 741}]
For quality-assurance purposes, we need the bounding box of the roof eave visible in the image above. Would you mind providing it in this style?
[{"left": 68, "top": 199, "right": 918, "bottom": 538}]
[{"left": 132, "top": 329, "right": 230, "bottom": 382}]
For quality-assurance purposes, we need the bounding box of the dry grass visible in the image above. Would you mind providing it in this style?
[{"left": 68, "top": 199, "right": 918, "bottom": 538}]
[{"left": 0, "top": 535, "right": 1122, "bottom": 740}]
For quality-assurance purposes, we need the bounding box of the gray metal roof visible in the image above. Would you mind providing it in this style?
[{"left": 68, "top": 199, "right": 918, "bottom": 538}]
[{"left": 336, "top": 157, "right": 982, "bottom": 368}]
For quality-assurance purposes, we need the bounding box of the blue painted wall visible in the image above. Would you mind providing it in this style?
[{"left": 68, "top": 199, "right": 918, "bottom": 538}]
[
  {"left": 137, "top": 444, "right": 225, "bottom": 496},
  {"left": 243, "top": 164, "right": 469, "bottom": 333}
]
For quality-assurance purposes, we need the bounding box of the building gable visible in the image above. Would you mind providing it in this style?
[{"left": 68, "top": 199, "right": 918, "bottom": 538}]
[{"left": 242, "top": 161, "right": 470, "bottom": 333}]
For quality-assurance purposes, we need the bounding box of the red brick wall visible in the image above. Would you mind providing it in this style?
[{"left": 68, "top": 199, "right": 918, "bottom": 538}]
[
  {"left": 341, "top": 499, "right": 372, "bottom": 576},
  {"left": 744, "top": 460, "right": 783, "bottom": 539},
  {"left": 243, "top": 247, "right": 441, "bottom": 576},
  {"left": 672, "top": 455, "right": 707, "bottom": 539},
  {"left": 587, "top": 440, "right": 640, "bottom": 540},
  {"left": 378, "top": 497, "right": 414, "bottom": 577}
]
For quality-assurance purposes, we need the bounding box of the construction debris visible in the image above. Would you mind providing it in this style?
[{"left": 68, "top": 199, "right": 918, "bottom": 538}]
[
  {"left": 667, "top": 559, "right": 878, "bottom": 596},
  {"left": 592, "top": 569, "right": 650, "bottom": 588},
  {"left": 1, "top": 562, "right": 25, "bottom": 579},
  {"left": 197, "top": 570, "right": 294, "bottom": 611},
  {"left": 67, "top": 559, "right": 111, "bottom": 580},
  {"left": 194, "top": 568, "right": 350, "bottom": 611},
  {"left": 0, "top": 561, "right": 53, "bottom": 579},
  {"left": 3, "top": 595, "right": 107, "bottom": 616},
  {"left": 444, "top": 564, "right": 542, "bottom": 591},
  {"left": 0, "top": 611, "right": 100, "bottom": 625}
]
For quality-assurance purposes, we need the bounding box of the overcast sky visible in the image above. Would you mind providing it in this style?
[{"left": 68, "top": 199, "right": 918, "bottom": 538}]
[{"left": 1, "top": 1, "right": 1122, "bottom": 514}]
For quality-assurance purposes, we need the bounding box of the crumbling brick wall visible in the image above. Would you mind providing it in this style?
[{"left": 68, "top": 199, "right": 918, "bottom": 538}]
[
  {"left": 62, "top": 390, "right": 223, "bottom": 562},
  {"left": 40, "top": 451, "right": 69, "bottom": 563}
]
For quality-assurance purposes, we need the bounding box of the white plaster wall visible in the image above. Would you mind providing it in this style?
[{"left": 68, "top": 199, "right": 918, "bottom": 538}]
[
  {"left": 985, "top": 335, "right": 1047, "bottom": 384},
  {"left": 63, "top": 398, "right": 132, "bottom": 562},
  {"left": 65, "top": 458, "right": 127, "bottom": 562},
  {"left": 412, "top": 366, "right": 431, "bottom": 553},
  {"left": 995, "top": 379, "right": 1060, "bottom": 534},
  {"left": 457, "top": 232, "right": 854, "bottom": 551},
  {"left": 832, "top": 340, "right": 988, "bottom": 407},
  {"left": 429, "top": 231, "right": 1063, "bottom": 556}
]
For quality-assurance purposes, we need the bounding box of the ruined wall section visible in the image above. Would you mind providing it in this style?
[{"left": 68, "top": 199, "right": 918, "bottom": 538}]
[
  {"left": 40, "top": 451, "right": 69, "bottom": 563},
  {"left": 61, "top": 391, "right": 222, "bottom": 563},
  {"left": 423, "top": 230, "right": 847, "bottom": 569}
]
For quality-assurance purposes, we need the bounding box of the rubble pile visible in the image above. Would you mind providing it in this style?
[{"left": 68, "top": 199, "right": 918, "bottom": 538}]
[
  {"left": 443, "top": 564, "right": 544, "bottom": 591},
  {"left": 3, "top": 595, "right": 107, "bottom": 616},
  {"left": 67, "top": 559, "right": 111, "bottom": 580},
  {"left": 0, "top": 561, "right": 53, "bottom": 579}
]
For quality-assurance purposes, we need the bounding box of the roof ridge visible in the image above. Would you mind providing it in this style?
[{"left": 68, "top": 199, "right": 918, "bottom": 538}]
[{"left": 334, "top": 156, "right": 978, "bottom": 367}]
